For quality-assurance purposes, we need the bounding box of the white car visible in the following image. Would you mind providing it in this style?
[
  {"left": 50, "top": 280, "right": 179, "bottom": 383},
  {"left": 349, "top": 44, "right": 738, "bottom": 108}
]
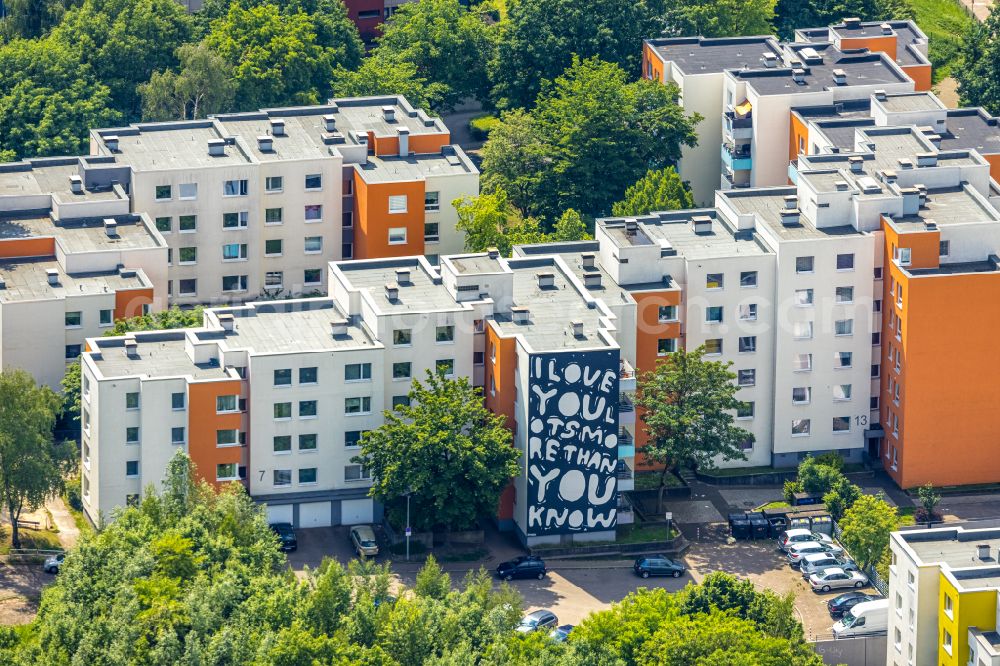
[
  {"left": 43, "top": 552, "right": 65, "bottom": 574},
  {"left": 799, "top": 553, "right": 859, "bottom": 579},
  {"left": 786, "top": 541, "right": 844, "bottom": 566},
  {"left": 809, "top": 568, "right": 869, "bottom": 592},
  {"left": 779, "top": 528, "right": 835, "bottom": 552}
]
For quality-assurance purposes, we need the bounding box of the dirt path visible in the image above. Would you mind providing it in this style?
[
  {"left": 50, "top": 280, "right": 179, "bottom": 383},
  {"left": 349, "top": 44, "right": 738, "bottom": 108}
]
[
  {"left": 935, "top": 77, "right": 960, "bottom": 109},
  {"left": 47, "top": 497, "right": 79, "bottom": 549}
]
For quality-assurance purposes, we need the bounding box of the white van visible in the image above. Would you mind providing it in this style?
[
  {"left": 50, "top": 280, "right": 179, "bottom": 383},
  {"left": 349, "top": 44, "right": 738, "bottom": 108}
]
[{"left": 833, "top": 599, "right": 888, "bottom": 638}]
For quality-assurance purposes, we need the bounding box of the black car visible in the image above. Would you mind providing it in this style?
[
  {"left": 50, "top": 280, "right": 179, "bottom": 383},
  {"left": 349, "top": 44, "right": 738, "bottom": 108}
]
[
  {"left": 496, "top": 555, "right": 547, "bottom": 581},
  {"left": 827, "top": 591, "right": 876, "bottom": 619},
  {"left": 270, "top": 523, "right": 298, "bottom": 552},
  {"left": 634, "top": 555, "right": 685, "bottom": 579}
]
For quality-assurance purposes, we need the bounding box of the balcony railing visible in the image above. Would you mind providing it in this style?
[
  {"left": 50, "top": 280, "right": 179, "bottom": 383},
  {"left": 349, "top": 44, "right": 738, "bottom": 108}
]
[
  {"left": 619, "top": 358, "right": 636, "bottom": 380},
  {"left": 724, "top": 111, "right": 753, "bottom": 129},
  {"left": 619, "top": 395, "right": 635, "bottom": 413},
  {"left": 616, "top": 463, "right": 634, "bottom": 481},
  {"left": 618, "top": 428, "right": 634, "bottom": 445},
  {"left": 721, "top": 144, "right": 752, "bottom": 171}
]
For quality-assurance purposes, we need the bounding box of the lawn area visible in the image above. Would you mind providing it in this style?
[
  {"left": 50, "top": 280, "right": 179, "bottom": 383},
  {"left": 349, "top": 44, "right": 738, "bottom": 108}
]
[
  {"left": 897, "top": 507, "right": 917, "bottom": 527},
  {"left": 634, "top": 472, "right": 685, "bottom": 491},
  {"left": 758, "top": 501, "right": 791, "bottom": 511},
  {"left": 616, "top": 523, "right": 677, "bottom": 544},
  {"left": 908, "top": 0, "right": 975, "bottom": 81},
  {"left": 699, "top": 465, "right": 782, "bottom": 478},
  {"left": 0, "top": 526, "right": 63, "bottom": 555}
]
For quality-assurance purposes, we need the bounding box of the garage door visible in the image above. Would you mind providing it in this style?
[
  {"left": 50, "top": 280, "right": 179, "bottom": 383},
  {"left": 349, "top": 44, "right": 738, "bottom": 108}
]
[
  {"left": 266, "top": 503, "right": 293, "bottom": 524},
  {"left": 299, "top": 501, "right": 332, "bottom": 528},
  {"left": 341, "top": 499, "right": 373, "bottom": 525}
]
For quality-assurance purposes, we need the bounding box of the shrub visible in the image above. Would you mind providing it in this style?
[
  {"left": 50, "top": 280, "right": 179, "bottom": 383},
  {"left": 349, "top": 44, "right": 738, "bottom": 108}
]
[
  {"left": 469, "top": 114, "right": 500, "bottom": 140},
  {"left": 783, "top": 479, "right": 802, "bottom": 504},
  {"left": 389, "top": 540, "right": 428, "bottom": 555},
  {"left": 64, "top": 476, "right": 82, "bottom": 511},
  {"left": 813, "top": 452, "right": 845, "bottom": 472}
]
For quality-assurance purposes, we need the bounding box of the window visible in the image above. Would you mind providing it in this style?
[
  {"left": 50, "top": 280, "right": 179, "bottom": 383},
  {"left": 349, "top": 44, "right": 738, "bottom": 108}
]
[
  {"left": 388, "top": 195, "right": 407, "bottom": 213},
  {"left": 944, "top": 593, "right": 953, "bottom": 616},
  {"left": 393, "top": 329, "right": 412, "bottom": 346},
  {"left": 705, "top": 306, "right": 723, "bottom": 323},
  {"left": 304, "top": 236, "right": 322, "bottom": 253},
  {"left": 222, "top": 275, "right": 248, "bottom": 292},
  {"left": 657, "top": 338, "right": 677, "bottom": 355},
  {"left": 871, "top": 363, "right": 880, "bottom": 378},
  {"left": 794, "top": 289, "right": 814, "bottom": 306},
  {"left": 155, "top": 216, "right": 171, "bottom": 232},
  {"left": 357, "top": 8, "right": 379, "bottom": 18},
  {"left": 304, "top": 268, "right": 321, "bottom": 285},
  {"left": 222, "top": 243, "right": 248, "bottom": 261},
  {"left": 265, "top": 208, "right": 283, "bottom": 224},
  {"left": 172, "top": 392, "right": 185, "bottom": 410},
  {"left": 125, "top": 392, "right": 139, "bottom": 410},
  {"left": 223, "top": 179, "right": 248, "bottom": 196},
  {"left": 299, "top": 367, "right": 318, "bottom": 384},
  {"left": 171, "top": 427, "right": 185, "bottom": 444},
  {"left": 874, "top": 266, "right": 883, "bottom": 279},
  {"left": 436, "top": 359, "right": 455, "bottom": 376},
  {"left": 345, "top": 363, "right": 372, "bottom": 382},
  {"left": 836, "top": 253, "right": 854, "bottom": 270},
  {"left": 740, "top": 271, "right": 758, "bottom": 288},
  {"left": 304, "top": 174, "right": 322, "bottom": 190},
  {"left": 739, "top": 303, "right": 757, "bottom": 321},
  {"left": 343, "top": 243, "right": 353, "bottom": 258},
  {"left": 704, "top": 338, "right": 722, "bottom": 355},
  {"left": 736, "top": 402, "right": 754, "bottom": 419},
  {"left": 738, "top": 336, "right": 756, "bottom": 353},
  {"left": 126, "top": 427, "right": 139, "bottom": 444},
  {"left": 897, "top": 247, "right": 912, "bottom": 266},
  {"left": 126, "top": 460, "right": 139, "bottom": 477},
  {"left": 873, "top": 299, "right": 881, "bottom": 313},
  {"left": 737, "top": 369, "right": 756, "bottom": 386},
  {"left": 870, "top": 396, "right": 879, "bottom": 410},
  {"left": 273, "top": 469, "right": 292, "bottom": 487},
  {"left": 939, "top": 240, "right": 950, "bottom": 256},
  {"left": 179, "top": 247, "right": 197, "bottom": 264},
  {"left": 299, "top": 400, "right": 317, "bottom": 418},
  {"left": 299, "top": 434, "right": 317, "bottom": 451},
  {"left": 65, "top": 311, "right": 82, "bottom": 328},
  {"left": 345, "top": 464, "right": 371, "bottom": 481},
  {"left": 265, "top": 239, "right": 283, "bottom": 256},
  {"left": 217, "top": 463, "right": 238, "bottom": 481},
  {"left": 155, "top": 185, "right": 171, "bottom": 200},
  {"left": 304, "top": 204, "right": 322, "bottom": 221},
  {"left": 393, "top": 362, "right": 411, "bottom": 380},
  {"left": 273, "top": 402, "right": 292, "bottom": 419},
  {"left": 835, "top": 319, "right": 854, "bottom": 336},
  {"left": 388, "top": 227, "right": 407, "bottom": 244},
  {"left": 299, "top": 468, "right": 317, "bottom": 484},
  {"left": 179, "top": 215, "right": 197, "bottom": 232},
  {"left": 178, "top": 183, "right": 197, "bottom": 200},
  {"left": 265, "top": 271, "right": 283, "bottom": 288},
  {"left": 832, "top": 416, "right": 851, "bottom": 433},
  {"left": 792, "top": 387, "right": 811, "bottom": 404},
  {"left": 274, "top": 369, "right": 292, "bottom": 386},
  {"left": 424, "top": 222, "right": 439, "bottom": 242},
  {"left": 222, "top": 211, "right": 249, "bottom": 229},
  {"left": 836, "top": 351, "right": 853, "bottom": 368},
  {"left": 343, "top": 179, "right": 353, "bottom": 195},
  {"left": 943, "top": 629, "right": 952, "bottom": 654},
  {"left": 216, "top": 395, "right": 237, "bottom": 413},
  {"left": 793, "top": 321, "right": 813, "bottom": 339},
  {"left": 835, "top": 286, "right": 854, "bottom": 303},
  {"left": 345, "top": 396, "right": 371, "bottom": 414},
  {"left": 792, "top": 419, "right": 811, "bottom": 436},
  {"left": 658, "top": 305, "right": 677, "bottom": 322},
  {"left": 473, "top": 351, "right": 485, "bottom": 365},
  {"left": 436, "top": 325, "right": 455, "bottom": 343},
  {"left": 273, "top": 435, "right": 292, "bottom": 453},
  {"left": 793, "top": 353, "right": 813, "bottom": 371},
  {"left": 265, "top": 176, "right": 283, "bottom": 192},
  {"left": 833, "top": 384, "right": 852, "bottom": 401},
  {"left": 65, "top": 344, "right": 82, "bottom": 359},
  {"left": 425, "top": 191, "right": 440, "bottom": 211},
  {"left": 392, "top": 395, "right": 410, "bottom": 408},
  {"left": 796, "top": 256, "right": 814, "bottom": 273},
  {"left": 706, "top": 273, "right": 723, "bottom": 289},
  {"left": 216, "top": 429, "right": 239, "bottom": 446},
  {"left": 345, "top": 430, "right": 367, "bottom": 447}
]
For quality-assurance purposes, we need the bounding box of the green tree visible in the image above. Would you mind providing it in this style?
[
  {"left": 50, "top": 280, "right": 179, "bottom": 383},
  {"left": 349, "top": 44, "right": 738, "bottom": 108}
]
[
  {"left": 489, "top": 0, "right": 668, "bottom": 110},
  {"left": 612, "top": 167, "right": 694, "bottom": 217},
  {"left": 916, "top": 482, "right": 942, "bottom": 521},
  {"left": 0, "top": 0, "right": 74, "bottom": 40},
  {"left": 664, "top": 0, "right": 775, "bottom": 37},
  {"left": 413, "top": 555, "right": 450, "bottom": 600},
  {"left": 773, "top": 0, "right": 912, "bottom": 41},
  {"left": 330, "top": 52, "right": 449, "bottom": 113},
  {"left": 550, "top": 208, "right": 591, "bottom": 242},
  {"left": 139, "top": 42, "right": 236, "bottom": 121},
  {"left": 796, "top": 455, "right": 843, "bottom": 497},
  {"left": 958, "top": 10, "right": 1000, "bottom": 114},
  {"left": 636, "top": 346, "right": 752, "bottom": 509},
  {"left": 0, "top": 370, "right": 74, "bottom": 548},
  {"left": 822, "top": 476, "right": 862, "bottom": 521},
  {"left": 839, "top": 492, "right": 898, "bottom": 570},
  {"left": 481, "top": 57, "right": 698, "bottom": 223},
  {"left": 453, "top": 189, "right": 547, "bottom": 256}
]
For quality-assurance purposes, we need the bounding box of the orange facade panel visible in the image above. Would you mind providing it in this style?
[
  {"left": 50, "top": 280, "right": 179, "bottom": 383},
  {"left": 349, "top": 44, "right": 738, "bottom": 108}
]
[
  {"left": 352, "top": 172, "right": 426, "bottom": 260},
  {"left": 484, "top": 326, "right": 517, "bottom": 521},
  {"left": 902, "top": 64, "right": 932, "bottom": 92},
  {"left": 642, "top": 43, "right": 666, "bottom": 83},
  {"left": 187, "top": 379, "right": 245, "bottom": 489},
  {"left": 369, "top": 132, "right": 450, "bottom": 157},
  {"left": 790, "top": 112, "right": 809, "bottom": 165},
  {"left": 984, "top": 154, "right": 1000, "bottom": 184},
  {"left": 839, "top": 35, "right": 898, "bottom": 59},
  {"left": 0, "top": 237, "right": 55, "bottom": 259},
  {"left": 114, "top": 287, "right": 154, "bottom": 322}
]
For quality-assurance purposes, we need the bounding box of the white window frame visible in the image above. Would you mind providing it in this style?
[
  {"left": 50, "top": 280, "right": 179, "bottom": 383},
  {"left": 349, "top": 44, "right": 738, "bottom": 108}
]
[
  {"left": 388, "top": 195, "right": 408, "bottom": 214},
  {"left": 388, "top": 227, "right": 407, "bottom": 245}
]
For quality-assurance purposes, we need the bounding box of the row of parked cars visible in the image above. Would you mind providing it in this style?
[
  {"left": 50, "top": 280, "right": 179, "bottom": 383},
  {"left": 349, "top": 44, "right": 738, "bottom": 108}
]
[
  {"left": 779, "top": 528, "right": 869, "bottom": 592},
  {"left": 268, "top": 523, "right": 380, "bottom": 558}
]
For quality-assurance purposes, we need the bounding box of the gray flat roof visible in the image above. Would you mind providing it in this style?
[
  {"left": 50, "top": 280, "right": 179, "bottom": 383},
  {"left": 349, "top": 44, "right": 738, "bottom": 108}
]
[
  {"left": 906, "top": 260, "right": 1000, "bottom": 276},
  {"left": 891, "top": 186, "right": 1000, "bottom": 230},
  {"left": 645, "top": 36, "right": 782, "bottom": 75},
  {"left": 901, "top": 527, "right": 1000, "bottom": 572},
  {"left": 102, "top": 123, "right": 251, "bottom": 169},
  {"left": 338, "top": 258, "right": 460, "bottom": 313},
  {"left": 323, "top": 96, "right": 447, "bottom": 138},
  {"left": 940, "top": 109, "right": 1000, "bottom": 155},
  {"left": 813, "top": 119, "right": 877, "bottom": 150},
  {"left": 0, "top": 162, "right": 121, "bottom": 202},
  {"left": 217, "top": 115, "right": 333, "bottom": 162},
  {"left": 356, "top": 148, "right": 476, "bottom": 183},
  {"left": 203, "top": 301, "right": 375, "bottom": 353},
  {"left": 737, "top": 47, "right": 908, "bottom": 95},
  {"left": 878, "top": 92, "right": 944, "bottom": 113},
  {"left": 91, "top": 335, "right": 230, "bottom": 380},
  {"left": 449, "top": 255, "right": 505, "bottom": 275},
  {"left": 627, "top": 211, "right": 769, "bottom": 259},
  {"left": 792, "top": 98, "right": 872, "bottom": 121},
  {"left": 0, "top": 258, "right": 147, "bottom": 302},
  {"left": 0, "top": 214, "right": 160, "bottom": 253},
  {"left": 722, "top": 189, "right": 862, "bottom": 240}
]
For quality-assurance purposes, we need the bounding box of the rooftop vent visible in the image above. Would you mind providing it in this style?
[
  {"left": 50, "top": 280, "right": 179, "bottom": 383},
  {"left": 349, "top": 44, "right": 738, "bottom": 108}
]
[
  {"left": 581, "top": 253, "right": 596, "bottom": 269},
  {"left": 900, "top": 187, "right": 920, "bottom": 214},
  {"left": 583, "top": 271, "right": 602, "bottom": 289},
  {"left": 916, "top": 152, "right": 937, "bottom": 167},
  {"left": 832, "top": 68, "right": 847, "bottom": 85},
  {"left": 874, "top": 89, "right": 887, "bottom": 102},
  {"left": 103, "top": 218, "right": 118, "bottom": 238},
  {"left": 511, "top": 306, "right": 530, "bottom": 323},
  {"left": 487, "top": 247, "right": 500, "bottom": 259},
  {"left": 857, "top": 176, "right": 882, "bottom": 194},
  {"left": 218, "top": 313, "right": 235, "bottom": 332},
  {"left": 843, "top": 16, "right": 862, "bottom": 28},
  {"left": 881, "top": 22, "right": 893, "bottom": 35},
  {"left": 397, "top": 126, "right": 410, "bottom": 157},
  {"left": 384, "top": 282, "right": 399, "bottom": 301},
  {"left": 978, "top": 544, "right": 992, "bottom": 561},
  {"left": 257, "top": 135, "right": 273, "bottom": 152},
  {"left": 269, "top": 119, "right": 285, "bottom": 136},
  {"left": 926, "top": 134, "right": 942, "bottom": 147},
  {"left": 382, "top": 106, "right": 396, "bottom": 122},
  {"left": 881, "top": 169, "right": 898, "bottom": 184},
  {"left": 625, "top": 219, "right": 639, "bottom": 235},
  {"left": 124, "top": 337, "right": 138, "bottom": 358},
  {"left": 330, "top": 318, "right": 349, "bottom": 337},
  {"left": 835, "top": 180, "right": 849, "bottom": 191},
  {"left": 691, "top": 215, "right": 712, "bottom": 234},
  {"left": 898, "top": 158, "right": 914, "bottom": 170},
  {"left": 783, "top": 194, "right": 798, "bottom": 209},
  {"left": 537, "top": 272, "right": 555, "bottom": 289},
  {"left": 792, "top": 68, "right": 807, "bottom": 84},
  {"left": 571, "top": 320, "right": 584, "bottom": 338},
  {"left": 208, "top": 139, "right": 226, "bottom": 156},
  {"left": 324, "top": 114, "right": 336, "bottom": 132},
  {"left": 45, "top": 268, "right": 59, "bottom": 286},
  {"left": 69, "top": 175, "right": 83, "bottom": 194},
  {"left": 0, "top": 277, "right": 5, "bottom": 290},
  {"left": 762, "top": 52, "right": 778, "bottom": 68},
  {"left": 923, "top": 219, "right": 937, "bottom": 230},
  {"left": 395, "top": 268, "right": 411, "bottom": 284},
  {"left": 780, "top": 208, "right": 801, "bottom": 226},
  {"left": 849, "top": 156, "right": 865, "bottom": 173},
  {"left": 104, "top": 135, "right": 119, "bottom": 152}
]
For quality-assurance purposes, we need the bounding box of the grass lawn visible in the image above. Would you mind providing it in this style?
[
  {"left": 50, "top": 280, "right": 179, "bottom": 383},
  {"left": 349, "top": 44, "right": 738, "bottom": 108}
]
[
  {"left": 699, "top": 465, "right": 782, "bottom": 478},
  {"left": 758, "top": 501, "right": 791, "bottom": 510},
  {"left": 634, "top": 472, "right": 685, "bottom": 491},
  {"left": 908, "top": 0, "right": 974, "bottom": 81},
  {"left": 897, "top": 507, "right": 917, "bottom": 527},
  {"left": 0, "top": 526, "right": 63, "bottom": 555},
  {"left": 616, "top": 523, "right": 677, "bottom": 544}
]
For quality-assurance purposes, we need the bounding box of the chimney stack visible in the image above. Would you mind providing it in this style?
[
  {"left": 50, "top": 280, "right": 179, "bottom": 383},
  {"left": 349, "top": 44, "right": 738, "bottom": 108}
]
[
  {"left": 382, "top": 106, "right": 396, "bottom": 122},
  {"left": 537, "top": 272, "right": 555, "bottom": 289},
  {"left": 874, "top": 89, "right": 887, "bottom": 102},
  {"left": 103, "top": 218, "right": 118, "bottom": 238},
  {"left": 581, "top": 253, "right": 596, "bottom": 270},
  {"left": 792, "top": 68, "right": 806, "bottom": 84},
  {"left": 691, "top": 215, "right": 712, "bottom": 234},
  {"left": 330, "top": 318, "right": 349, "bottom": 337},
  {"left": 324, "top": 114, "right": 336, "bottom": 132},
  {"left": 487, "top": 247, "right": 500, "bottom": 259},
  {"left": 208, "top": 139, "right": 226, "bottom": 156},
  {"left": 104, "top": 135, "right": 119, "bottom": 152},
  {"left": 978, "top": 544, "right": 992, "bottom": 561},
  {"left": 784, "top": 195, "right": 798, "bottom": 210},
  {"left": 583, "top": 271, "right": 602, "bottom": 289},
  {"left": 384, "top": 282, "right": 399, "bottom": 301},
  {"left": 269, "top": 119, "right": 285, "bottom": 136},
  {"left": 395, "top": 267, "right": 411, "bottom": 284},
  {"left": 881, "top": 22, "right": 893, "bottom": 35},
  {"left": 397, "top": 127, "right": 410, "bottom": 157},
  {"left": 45, "top": 268, "right": 59, "bottom": 285},
  {"left": 257, "top": 135, "right": 273, "bottom": 152},
  {"left": 124, "top": 337, "right": 139, "bottom": 358},
  {"left": 70, "top": 175, "right": 83, "bottom": 194},
  {"left": 571, "top": 321, "right": 584, "bottom": 337},
  {"left": 832, "top": 68, "right": 847, "bottom": 86},
  {"left": 218, "top": 313, "right": 235, "bottom": 332},
  {"left": 849, "top": 156, "right": 864, "bottom": 173}
]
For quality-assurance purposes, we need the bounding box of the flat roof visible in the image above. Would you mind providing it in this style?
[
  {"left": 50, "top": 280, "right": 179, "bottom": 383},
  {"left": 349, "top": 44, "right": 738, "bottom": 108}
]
[
  {"left": 337, "top": 258, "right": 460, "bottom": 313},
  {"left": 813, "top": 119, "right": 877, "bottom": 151},
  {"left": 102, "top": 122, "right": 251, "bottom": 170},
  {"left": 940, "top": 109, "right": 1000, "bottom": 155},
  {"left": 721, "top": 188, "right": 862, "bottom": 240},
  {"left": 645, "top": 36, "right": 782, "bottom": 75},
  {"left": 356, "top": 148, "right": 476, "bottom": 183},
  {"left": 792, "top": 98, "right": 872, "bottom": 121},
  {"left": 906, "top": 260, "right": 1000, "bottom": 276},
  {"left": 217, "top": 114, "right": 332, "bottom": 162},
  {"left": 0, "top": 214, "right": 160, "bottom": 253},
  {"left": 736, "top": 46, "right": 908, "bottom": 96},
  {"left": 0, "top": 258, "right": 147, "bottom": 302},
  {"left": 0, "top": 161, "right": 121, "bottom": 202},
  {"left": 900, "top": 526, "right": 1000, "bottom": 572},
  {"left": 90, "top": 334, "right": 230, "bottom": 381},
  {"left": 517, "top": 241, "right": 635, "bottom": 306},
  {"left": 321, "top": 96, "right": 448, "bottom": 138},
  {"left": 891, "top": 186, "right": 1000, "bottom": 230},
  {"left": 877, "top": 92, "right": 945, "bottom": 113},
  {"left": 202, "top": 301, "right": 375, "bottom": 354},
  {"left": 449, "top": 254, "right": 506, "bottom": 275},
  {"left": 604, "top": 210, "right": 770, "bottom": 259}
]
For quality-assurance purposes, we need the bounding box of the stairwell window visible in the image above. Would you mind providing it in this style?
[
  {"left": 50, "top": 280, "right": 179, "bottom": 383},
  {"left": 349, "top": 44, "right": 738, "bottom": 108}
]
[{"left": 126, "top": 427, "right": 139, "bottom": 444}]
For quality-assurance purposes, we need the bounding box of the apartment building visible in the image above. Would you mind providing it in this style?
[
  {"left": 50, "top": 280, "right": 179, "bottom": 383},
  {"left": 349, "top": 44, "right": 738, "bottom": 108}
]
[
  {"left": 887, "top": 526, "right": 1000, "bottom": 666},
  {"left": 342, "top": 0, "right": 418, "bottom": 42},
  {"left": 0, "top": 157, "right": 168, "bottom": 388}
]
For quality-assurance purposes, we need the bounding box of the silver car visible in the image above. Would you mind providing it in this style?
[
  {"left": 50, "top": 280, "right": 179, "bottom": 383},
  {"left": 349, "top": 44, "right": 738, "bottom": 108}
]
[
  {"left": 516, "top": 609, "right": 558, "bottom": 634},
  {"left": 786, "top": 541, "right": 844, "bottom": 566},
  {"left": 808, "top": 568, "right": 869, "bottom": 592},
  {"left": 43, "top": 552, "right": 65, "bottom": 574},
  {"left": 799, "top": 553, "right": 859, "bottom": 579}
]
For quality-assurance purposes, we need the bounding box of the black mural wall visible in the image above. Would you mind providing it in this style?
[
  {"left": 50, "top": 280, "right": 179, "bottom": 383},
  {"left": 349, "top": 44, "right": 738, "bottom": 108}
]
[{"left": 526, "top": 349, "right": 619, "bottom": 536}]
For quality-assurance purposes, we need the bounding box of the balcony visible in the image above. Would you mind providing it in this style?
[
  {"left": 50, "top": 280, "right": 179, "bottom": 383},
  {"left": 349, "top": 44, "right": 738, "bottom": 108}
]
[
  {"left": 616, "top": 460, "right": 634, "bottom": 492},
  {"left": 724, "top": 111, "right": 753, "bottom": 140},
  {"left": 619, "top": 358, "right": 636, "bottom": 392},
  {"left": 617, "top": 494, "right": 635, "bottom": 525},
  {"left": 618, "top": 427, "right": 635, "bottom": 459},
  {"left": 618, "top": 394, "right": 635, "bottom": 426},
  {"left": 722, "top": 169, "right": 750, "bottom": 190},
  {"left": 788, "top": 161, "right": 799, "bottom": 185},
  {"left": 721, "top": 143, "right": 752, "bottom": 171}
]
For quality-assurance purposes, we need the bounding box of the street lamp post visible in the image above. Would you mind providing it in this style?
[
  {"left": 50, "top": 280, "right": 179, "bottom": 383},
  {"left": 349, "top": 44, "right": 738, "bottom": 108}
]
[{"left": 405, "top": 492, "right": 412, "bottom": 561}]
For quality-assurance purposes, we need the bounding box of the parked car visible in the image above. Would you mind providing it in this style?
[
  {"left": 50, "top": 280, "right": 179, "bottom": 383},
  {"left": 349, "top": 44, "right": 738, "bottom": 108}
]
[
  {"left": 516, "top": 610, "right": 558, "bottom": 634},
  {"left": 633, "top": 555, "right": 685, "bottom": 579},
  {"left": 43, "top": 552, "right": 65, "bottom": 574},
  {"left": 779, "top": 528, "right": 835, "bottom": 552},
  {"left": 549, "top": 625, "right": 574, "bottom": 643},
  {"left": 799, "top": 553, "right": 860, "bottom": 579},
  {"left": 808, "top": 568, "right": 869, "bottom": 592},
  {"left": 786, "top": 541, "right": 843, "bottom": 566},
  {"left": 497, "top": 555, "right": 547, "bottom": 581},
  {"left": 828, "top": 592, "right": 877, "bottom": 619},
  {"left": 350, "top": 525, "right": 379, "bottom": 557},
  {"left": 270, "top": 523, "right": 297, "bottom": 552},
  {"left": 833, "top": 599, "right": 889, "bottom": 638}
]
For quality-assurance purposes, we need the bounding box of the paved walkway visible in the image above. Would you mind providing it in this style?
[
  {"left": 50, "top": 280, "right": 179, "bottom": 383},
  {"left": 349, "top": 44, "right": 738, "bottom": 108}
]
[{"left": 46, "top": 497, "right": 79, "bottom": 549}]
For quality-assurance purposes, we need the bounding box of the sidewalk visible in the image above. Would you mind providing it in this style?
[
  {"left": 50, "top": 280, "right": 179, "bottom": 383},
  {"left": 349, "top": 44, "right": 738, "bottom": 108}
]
[{"left": 46, "top": 497, "right": 80, "bottom": 549}]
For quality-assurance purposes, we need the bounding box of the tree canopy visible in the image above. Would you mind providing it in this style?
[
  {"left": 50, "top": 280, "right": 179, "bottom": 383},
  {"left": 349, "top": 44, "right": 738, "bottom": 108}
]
[
  {"left": 454, "top": 190, "right": 591, "bottom": 256},
  {"left": 839, "top": 492, "right": 898, "bottom": 570},
  {"left": 612, "top": 167, "right": 695, "bottom": 217},
  {"left": 773, "top": 0, "right": 912, "bottom": 40},
  {"left": 139, "top": 42, "right": 235, "bottom": 121},
  {"left": 958, "top": 9, "right": 1000, "bottom": 115},
  {"left": 330, "top": 52, "right": 450, "bottom": 113},
  {"left": 664, "top": 0, "right": 775, "bottom": 38}
]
